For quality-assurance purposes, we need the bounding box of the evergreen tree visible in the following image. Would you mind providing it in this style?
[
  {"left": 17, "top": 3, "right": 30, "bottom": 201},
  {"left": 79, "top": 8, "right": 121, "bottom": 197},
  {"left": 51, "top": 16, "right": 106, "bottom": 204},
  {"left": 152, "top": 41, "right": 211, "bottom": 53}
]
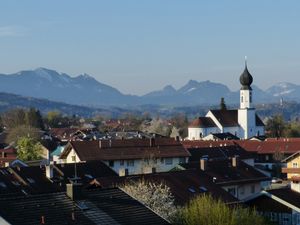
[
  {"left": 25, "top": 108, "right": 44, "bottom": 129},
  {"left": 220, "top": 97, "right": 227, "bottom": 110}
]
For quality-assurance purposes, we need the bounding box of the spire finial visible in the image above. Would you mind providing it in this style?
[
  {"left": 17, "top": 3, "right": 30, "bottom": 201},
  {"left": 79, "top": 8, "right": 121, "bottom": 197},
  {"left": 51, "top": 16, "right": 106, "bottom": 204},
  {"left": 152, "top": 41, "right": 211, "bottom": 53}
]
[{"left": 245, "top": 56, "right": 247, "bottom": 68}]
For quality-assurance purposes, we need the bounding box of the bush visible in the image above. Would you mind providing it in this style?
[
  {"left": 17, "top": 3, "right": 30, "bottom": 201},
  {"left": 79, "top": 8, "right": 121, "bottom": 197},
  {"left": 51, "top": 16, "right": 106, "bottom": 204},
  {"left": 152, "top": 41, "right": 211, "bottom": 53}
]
[{"left": 179, "top": 195, "right": 269, "bottom": 225}]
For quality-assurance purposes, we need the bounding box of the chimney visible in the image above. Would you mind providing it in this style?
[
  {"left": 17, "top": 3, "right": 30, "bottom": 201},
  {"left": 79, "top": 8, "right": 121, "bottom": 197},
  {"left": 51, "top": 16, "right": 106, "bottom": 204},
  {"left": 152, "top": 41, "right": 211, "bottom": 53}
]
[
  {"left": 2, "top": 152, "right": 6, "bottom": 158},
  {"left": 45, "top": 163, "right": 53, "bottom": 179},
  {"left": 66, "top": 183, "right": 83, "bottom": 200},
  {"left": 175, "top": 136, "right": 180, "bottom": 142},
  {"left": 99, "top": 140, "right": 102, "bottom": 148},
  {"left": 150, "top": 138, "right": 155, "bottom": 147},
  {"left": 200, "top": 159, "right": 207, "bottom": 171},
  {"left": 232, "top": 156, "right": 239, "bottom": 167}
]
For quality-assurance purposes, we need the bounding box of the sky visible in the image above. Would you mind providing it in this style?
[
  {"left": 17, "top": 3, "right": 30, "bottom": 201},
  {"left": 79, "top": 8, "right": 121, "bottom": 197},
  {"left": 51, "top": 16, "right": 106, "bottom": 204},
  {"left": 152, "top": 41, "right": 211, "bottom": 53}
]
[{"left": 1, "top": 0, "right": 300, "bottom": 95}]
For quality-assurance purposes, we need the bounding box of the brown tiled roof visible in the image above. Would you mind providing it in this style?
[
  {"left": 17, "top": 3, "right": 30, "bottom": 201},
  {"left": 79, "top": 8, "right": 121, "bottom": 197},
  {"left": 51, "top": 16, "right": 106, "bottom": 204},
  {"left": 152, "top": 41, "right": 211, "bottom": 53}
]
[
  {"left": 0, "top": 188, "right": 170, "bottom": 225},
  {"left": 187, "top": 145, "right": 255, "bottom": 161},
  {"left": 60, "top": 138, "right": 190, "bottom": 161},
  {"left": 266, "top": 188, "right": 300, "bottom": 209},
  {"left": 189, "top": 117, "right": 216, "bottom": 128},
  {"left": 92, "top": 170, "right": 238, "bottom": 205},
  {"left": 182, "top": 140, "right": 237, "bottom": 149},
  {"left": 49, "top": 127, "right": 80, "bottom": 140},
  {"left": 210, "top": 110, "right": 264, "bottom": 127},
  {"left": 53, "top": 161, "right": 118, "bottom": 185},
  {"left": 181, "top": 159, "right": 270, "bottom": 186}
]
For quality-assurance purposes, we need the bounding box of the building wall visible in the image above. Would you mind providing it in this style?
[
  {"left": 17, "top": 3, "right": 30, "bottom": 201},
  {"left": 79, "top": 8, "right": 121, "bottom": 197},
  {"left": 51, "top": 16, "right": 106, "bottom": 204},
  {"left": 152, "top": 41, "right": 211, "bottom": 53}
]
[
  {"left": 285, "top": 157, "right": 300, "bottom": 179},
  {"left": 103, "top": 156, "right": 188, "bottom": 175},
  {"left": 291, "top": 181, "right": 300, "bottom": 193},
  {"left": 223, "top": 182, "right": 262, "bottom": 200},
  {"left": 238, "top": 108, "right": 256, "bottom": 139},
  {"left": 65, "top": 149, "right": 81, "bottom": 163},
  {"left": 188, "top": 127, "right": 219, "bottom": 140}
]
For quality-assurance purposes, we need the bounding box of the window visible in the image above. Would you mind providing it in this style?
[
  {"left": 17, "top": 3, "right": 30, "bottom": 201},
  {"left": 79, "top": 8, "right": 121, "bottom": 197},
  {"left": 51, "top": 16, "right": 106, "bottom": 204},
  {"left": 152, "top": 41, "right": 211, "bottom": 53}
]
[
  {"left": 127, "top": 160, "right": 134, "bottom": 167},
  {"left": 250, "top": 92, "right": 252, "bottom": 103},
  {"left": 251, "top": 185, "right": 255, "bottom": 193},
  {"left": 108, "top": 160, "right": 114, "bottom": 167},
  {"left": 293, "top": 162, "right": 298, "bottom": 168},
  {"left": 241, "top": 96, "right": 243, "bottom": 103},
  {"left": 165, "top": 158, "right": 173, "bottom": 165},
  {"left": 270, "top": 212, "right": 277, "bottom": 222},
  {"left": 120, "top": 160, "right": 124, "bottom": 166},
  {"left": 227, "top": 187, "right": 236, "bottom": 196},
  {"left": 179, "top": 157, "right": 186, "bottom": 164},
  {"left": 239, "top": 186, "right": 245, "bottom": 195}
]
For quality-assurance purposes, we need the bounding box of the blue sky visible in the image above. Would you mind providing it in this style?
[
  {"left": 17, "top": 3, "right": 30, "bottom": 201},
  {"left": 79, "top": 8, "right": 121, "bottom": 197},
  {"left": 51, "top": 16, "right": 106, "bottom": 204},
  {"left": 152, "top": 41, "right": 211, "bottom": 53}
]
[{"left": 1, "top": 0, "right": 300, "bottom": 95}]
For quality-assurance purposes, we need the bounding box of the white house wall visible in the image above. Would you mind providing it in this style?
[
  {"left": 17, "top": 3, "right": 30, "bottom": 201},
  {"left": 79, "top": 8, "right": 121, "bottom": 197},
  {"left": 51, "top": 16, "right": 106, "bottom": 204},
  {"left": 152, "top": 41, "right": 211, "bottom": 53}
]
[{"left": 103, "top": 157, "right": 188, "bottom": 176}]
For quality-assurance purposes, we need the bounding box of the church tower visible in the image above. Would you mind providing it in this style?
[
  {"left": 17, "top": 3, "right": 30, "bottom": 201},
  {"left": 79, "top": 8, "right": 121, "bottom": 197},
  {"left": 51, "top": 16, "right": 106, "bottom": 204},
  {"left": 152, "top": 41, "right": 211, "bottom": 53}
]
[{"left": 238, "top": 59, "right": 256, "bottom": 139}]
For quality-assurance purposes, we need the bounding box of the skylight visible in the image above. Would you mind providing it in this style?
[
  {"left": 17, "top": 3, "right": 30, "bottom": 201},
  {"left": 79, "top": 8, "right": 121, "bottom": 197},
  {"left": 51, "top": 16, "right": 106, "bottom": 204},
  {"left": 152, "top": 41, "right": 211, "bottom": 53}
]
[
  {"left": 0, "top": 182, "right": 7, "bottom": 188},
  {"left": 188, "top": 187, "right": 196, "bottom": 193},
  {"left": 199, "top": 186, "right": 207, "bottom": 192}
]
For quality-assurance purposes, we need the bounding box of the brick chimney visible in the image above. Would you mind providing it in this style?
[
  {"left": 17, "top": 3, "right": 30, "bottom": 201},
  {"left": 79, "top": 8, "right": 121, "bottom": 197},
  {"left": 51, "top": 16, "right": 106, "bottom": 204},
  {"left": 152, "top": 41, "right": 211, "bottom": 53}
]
[{"left": 200, "top": 159, "right": 207, "bottom": 171}]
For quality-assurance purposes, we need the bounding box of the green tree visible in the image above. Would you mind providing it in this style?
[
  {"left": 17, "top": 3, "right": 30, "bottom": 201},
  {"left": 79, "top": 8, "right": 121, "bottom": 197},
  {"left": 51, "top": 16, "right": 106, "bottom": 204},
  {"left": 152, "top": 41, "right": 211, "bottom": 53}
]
[
  {"left": 46, "top": 111, "right": 62, "bottom": 127},
  {"left": 220, "top": 97, "right": 227, "bottom": 110},
  {"left": 25, "top": 108, "right": 45, "bottom": 129},
  {"left": 265, "top": 114, "right": 286, "bottom": 137},
  {"left": 179, "top": 195, "right": 269, "bottom": 225},
  {"left": 16, "top": 137, "right": 43, "bottom": 161},
  {"left": 283, "top": 121, "right": 300, "bottom": 137}
]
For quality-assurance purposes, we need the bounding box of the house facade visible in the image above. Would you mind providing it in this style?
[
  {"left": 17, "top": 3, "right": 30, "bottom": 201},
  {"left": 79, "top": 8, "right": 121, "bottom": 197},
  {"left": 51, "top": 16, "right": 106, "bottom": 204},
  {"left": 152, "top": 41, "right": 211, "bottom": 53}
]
[{"left": 59, "top": 138, "right": 190, "bottom": 176}]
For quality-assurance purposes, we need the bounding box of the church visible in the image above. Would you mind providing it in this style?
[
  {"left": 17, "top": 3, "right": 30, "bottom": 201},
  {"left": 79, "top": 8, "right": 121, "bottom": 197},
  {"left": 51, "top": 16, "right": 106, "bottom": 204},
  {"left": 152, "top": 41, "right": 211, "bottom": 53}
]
[{"left": 188, "top": 63, "right": 265, "bottom": 140}]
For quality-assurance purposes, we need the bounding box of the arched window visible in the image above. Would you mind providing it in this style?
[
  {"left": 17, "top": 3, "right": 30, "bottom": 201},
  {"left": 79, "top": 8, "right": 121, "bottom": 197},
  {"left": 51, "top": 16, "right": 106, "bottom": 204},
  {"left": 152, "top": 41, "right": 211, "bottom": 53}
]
[{"left": 241, "top": 96, "right": 243, "bottom": 102}]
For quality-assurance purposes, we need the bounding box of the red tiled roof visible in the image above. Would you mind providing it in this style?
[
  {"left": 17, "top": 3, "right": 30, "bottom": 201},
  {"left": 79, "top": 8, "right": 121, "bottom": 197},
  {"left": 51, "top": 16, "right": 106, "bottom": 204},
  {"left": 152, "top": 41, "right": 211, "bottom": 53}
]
[
  {"left": 183, "top": 139, "right": 300, "bottom": 155},
  {"left": 61, "top": 138, "right": 190, "bottom": 161},
  {"left": 0, "top": 148, "right": 17, "bottom": 167},
  {"left": 189, "top": 117, "right": 216, "bottom": 128}
]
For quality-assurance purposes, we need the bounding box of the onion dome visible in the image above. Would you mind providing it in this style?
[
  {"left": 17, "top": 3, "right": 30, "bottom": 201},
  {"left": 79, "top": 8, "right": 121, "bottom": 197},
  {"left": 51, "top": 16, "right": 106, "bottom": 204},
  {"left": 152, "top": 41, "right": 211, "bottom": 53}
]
[{"left": 239, "top": 62, "right": 253, "bottom": 90}]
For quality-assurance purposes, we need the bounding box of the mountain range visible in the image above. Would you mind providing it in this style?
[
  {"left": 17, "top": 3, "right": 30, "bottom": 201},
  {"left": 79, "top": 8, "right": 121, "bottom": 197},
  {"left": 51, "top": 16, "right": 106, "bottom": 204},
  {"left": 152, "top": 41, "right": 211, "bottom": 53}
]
[{"left": 0, "top": 67, "right": 298, "bottom": 106}]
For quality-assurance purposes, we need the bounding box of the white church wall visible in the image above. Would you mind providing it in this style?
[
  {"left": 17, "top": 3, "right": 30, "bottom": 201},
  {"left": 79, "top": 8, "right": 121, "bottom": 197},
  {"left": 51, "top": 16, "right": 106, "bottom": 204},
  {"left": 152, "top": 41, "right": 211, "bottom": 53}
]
[{"left": 188, "top": 127, "right": 219, "bottom": 140}]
